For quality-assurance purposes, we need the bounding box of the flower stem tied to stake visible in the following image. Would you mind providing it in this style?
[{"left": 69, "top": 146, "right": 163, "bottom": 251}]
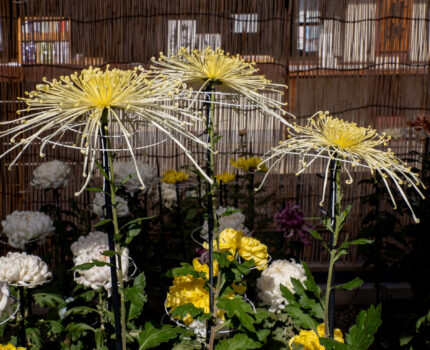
[
  {"left": 324, "top": 159, "right": 340, "bottom": 338},
  {"left": 99, "top": 108, "right": 123, "bottom": 350},
  {"left": 204, "top": 82, "right": 216, "bottom": 342}
]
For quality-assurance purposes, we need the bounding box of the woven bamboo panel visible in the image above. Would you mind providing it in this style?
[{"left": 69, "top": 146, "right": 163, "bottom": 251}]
[{"left": 1, "top": 0, "right": 429, "bottom": 266}]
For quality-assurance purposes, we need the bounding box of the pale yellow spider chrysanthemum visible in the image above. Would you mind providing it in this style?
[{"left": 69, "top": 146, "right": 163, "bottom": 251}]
[
  {"left": 259, "top": 112, "right": 425, "bottom": 223},
  {"left": 151, "top": 47, "right": 293, "bottom": 126},
  {"left": 0, "top": 66, "right": 211, "bottom": 195}
]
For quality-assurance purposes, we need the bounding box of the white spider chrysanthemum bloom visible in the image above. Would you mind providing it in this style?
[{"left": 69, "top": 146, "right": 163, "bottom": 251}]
[
  {"left": 259, "top": 112, "right": 426, "bottom": 223},
  {"left": 31, "top": 160, "right": 72, "bottom": 189},
  {"left": 0, "top": 252, "right": 52, "bottom": 288},
  {"left": 201, "top": 207, "right": 248, "bottom": 239},
  {"left": 151, "top": 47, "right": 293, "bottom": 125},
  {"left": 113, "top": 160, "right": 157, "bottom": 193},
  {"left": 256, "top": 259, "right": 306, "bottom": 313},
  {"left": 71, "top": 231, "right": 129, "bottom": 296},
  {"left": 1, "top": 211, "right": 55, "bottom": 249},
  {"left": 0, "top": 66, "right": 211, "bottom": 196},
  {"left": 90, "top": 192, "right": 129, "bottom": 218},
  {"left": 0, "top": 281, "right": 13, "bottom": 316}
]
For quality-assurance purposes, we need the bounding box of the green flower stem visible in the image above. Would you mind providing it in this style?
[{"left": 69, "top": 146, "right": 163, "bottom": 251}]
[
  {"left": 323, "top": 160, "right": 341, "bottom": 338},
  {"left": 100, "top": 108, "right": 126, "bottom": 350},
  {"left": 209, "top": 268, "right": 223, "bottom": 350},
  {"left": 105, "top": 127, "right": 127, "bottom": 350}
]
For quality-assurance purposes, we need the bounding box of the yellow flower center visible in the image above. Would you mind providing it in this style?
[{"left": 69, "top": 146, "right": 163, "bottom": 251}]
[{"left": 320, "top": 117, "right": 372, "bottom": 150}]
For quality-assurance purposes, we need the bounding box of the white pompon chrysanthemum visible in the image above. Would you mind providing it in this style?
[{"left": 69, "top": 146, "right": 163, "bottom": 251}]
[
  {"left": 71, "top": 231, "right": 130, "bottom": 296},
  {"left": 0, "top": 252, "right": 52, "bottom": 288},
  {"left": 31, "top": 160, "right": 71, "bottom": 189},
  {"left": 113, "top": 160, "right": 157, "bottom": 193},
  {"left": 1, "top": 211, "right": 55, "bottom": 249},
  {"left": 90, "top": 192, "right": 129, "bottom": 218},
  {"left": 259, "top": 112, "right": 426, "bottom": 223},
  {"left": 0, "top": 66, "right": 211, "bottom": 196},
  {"left": 256, "top": 259, "right": 306, "bottom": 313}
]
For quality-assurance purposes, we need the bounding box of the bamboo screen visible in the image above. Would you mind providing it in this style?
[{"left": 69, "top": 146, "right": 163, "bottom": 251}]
[{"left": 1, "top": 0, "right": 429, "bottom": 267}]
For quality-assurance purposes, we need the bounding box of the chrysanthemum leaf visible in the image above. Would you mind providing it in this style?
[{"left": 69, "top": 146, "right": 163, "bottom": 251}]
[{"left": 215, "top": 333, "right": 261, "bottom": 350}]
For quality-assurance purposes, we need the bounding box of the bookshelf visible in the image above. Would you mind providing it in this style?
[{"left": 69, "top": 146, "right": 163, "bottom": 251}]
[{"left": 18, "top": 17, "right": 71, "bottom": 65}]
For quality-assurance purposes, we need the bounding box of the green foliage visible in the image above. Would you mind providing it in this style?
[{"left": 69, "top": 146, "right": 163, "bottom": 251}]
[
  {"left": 137, "top": 323, "right": 185, "bottom": 350},
  {"left": 166, "top": 262, "right": 205, "bottom": 279},
  {"left": 217, "top": 296, "right": 257, "bottom": 333},
  {"left": 319, "top": 305, "right": 382, "bottom": 350},
  {"left": 215, "top": 333, "right": 261, "bottom": 349},
  {"left": 170, "top": 303, "right": 204, "bottom": 320},
  {"left": 280, "top": 263, "right": 324, "bottom": 333},
  {"left": 126, "top": 272, "right": 147, "bottom": 321}
]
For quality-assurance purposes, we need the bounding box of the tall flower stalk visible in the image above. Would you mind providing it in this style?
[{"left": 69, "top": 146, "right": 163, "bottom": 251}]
[{"left": 259, "top": 111, "right": 426, "bottom": 341}]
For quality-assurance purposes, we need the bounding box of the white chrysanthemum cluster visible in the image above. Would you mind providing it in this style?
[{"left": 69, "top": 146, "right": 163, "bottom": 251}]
[
  {"left": 90, "top": 192, "right": 129, "bottom": 218},
  {"left": 114, "top": 161, "right": 157, "bottom": 193},
  {"left": 0, "top": 281, "right": 13, "bottom": 316},
  {"left": 160, "top": 183, "right": 177, "bottom": 209},
  {"left": 1, "top": 211, "right": 55, "bottom": 249},
  {"left": 71, "top": 231, "right": 130, "bottom": 296},
  {"left": 256, "top": 259, "right": 307, "bottom": 313},
  {"left": 0, "top": 252, "right": 52, "bottom": 288},
  {"left": 31, "top": 160, "right": 71, "bottom": 189},
  {"left": 201, "top": 207, "right": 249, "bottom": 239}
]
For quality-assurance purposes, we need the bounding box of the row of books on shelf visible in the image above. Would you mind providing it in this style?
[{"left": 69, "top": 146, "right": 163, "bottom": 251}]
[
  {"left": 22, "top": 42, "right": 70, "bottom": 64},
  {"left": 21, "top": 20, "right": 70, "bottom": 41}
]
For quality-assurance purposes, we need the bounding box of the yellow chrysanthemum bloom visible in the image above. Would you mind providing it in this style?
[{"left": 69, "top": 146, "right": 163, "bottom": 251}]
[
  {"left": 151, "top": 47, "right": 293, "bottom": 126},
  {"left": 238, "top": 236, "right": 269, "bottom": 270},
  {"left": 161, "top": 169, "right": 189, "bottom": 184},
  {"left": 215, "top": 172, "right": 236, "bottom": 184},
  {"left": 230, "top": 156, "right": 268, "bottom": 173},
  {"left": 192, "top": 257, "right": 219, "bottom": 279},
  {"left": 0, "top": 344, "right": 26, "bottom": 350},
  {"left": 203, "top": 228, "right": 268, "bottom": 269},
  {"left": 289, "top": 324, "right": 344, "bottom": 350},
  {"left": 166, "top": 274, "right": 226, "bottom": 325},
  {"left": 0, "top": 66, "right": 211, "bottom": 196},
  {"left": 260, "top": 111, "right": 426, "bottom": 222}
]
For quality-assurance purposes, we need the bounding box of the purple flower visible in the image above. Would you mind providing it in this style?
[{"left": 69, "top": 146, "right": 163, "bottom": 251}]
[{"left": 275, "top": 202, "right": 312, "bottom": 245}]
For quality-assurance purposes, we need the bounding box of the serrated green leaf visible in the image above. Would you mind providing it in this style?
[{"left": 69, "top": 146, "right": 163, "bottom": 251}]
[
  {"left": 308, "top": 229, "right": 323, "bottom": 241},
  {"left": 66, "top": 306, "right": 99, "bottom": 317},
  {"left": 185, "top": 208, "right": 198, "bottom": 221},
  {"left": 126, "top": 228, "right": 141, "bottom": 244},
  {"left": 126, "top": 285, "right": 147, "bottom": 321},
  {"left": 335, "top": 277, "right": 363, "bottom": 291},
  {"left": 284, "top": 305, "right": 318, "bottom": 332},
  {"left": 33, "top": 292, "right": 65, "bottom": 308},
  {"left": 138, "top": 323, "right": 182, "bottom": 350},
  {"left": 319, "top": 337, "right": 348, "bottom": 349},
  {"left": 166, "top": 263, "right": 204, "bottom": 278},
  {"left": 257, "top": 329, "right": 271, "bottom": 342},
  {"left": 94, "top": 218, "right": 112, "bottom": 228},
  {"left": 26, "top": 327, "right": 42, "bottom": 349},
  {"left": 279, "top": 284, "right": 300, "bottom": 307},
  {"left": 345, "top": 304, "right": 382, "bottom": 350},
  {"left": 215, "top": 333, "right": 261, "bottom": 350},
  {"left": 65, "top": 322, "right": 96, "bottom": 336},
  {"left": 213, "top": 251, "right": 231, "bottom": 268},
  {"left": 302, "top": 261, "right": 321, "bottom": 298},
  {"left": 217, "top": 296, "right": 256, "bottom": 332},
  {"left": 86, "top": 187, "right": 104, "bottom": 192},
  {"left": 298, "top": 295, "right": 324, "bottom": 320},
  {"left": 349, "top": 238, "right": 373, "bottom": 245},
  {"left": 101, "top": 250, "right": 116, "bottom": 257},
  {"left": 291, "top": 278, "right": 306, "bottom": 295},
  {"left": 170, "top": 303, "right": 203, "bottom": 320}
]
